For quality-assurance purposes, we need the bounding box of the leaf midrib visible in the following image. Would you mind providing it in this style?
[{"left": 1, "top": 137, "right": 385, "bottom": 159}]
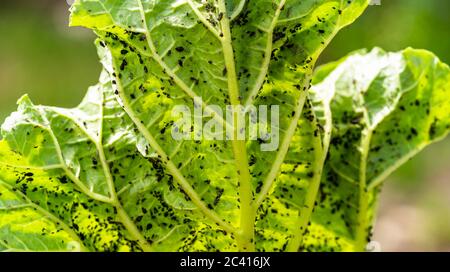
[
  {"left": 217, "top": 0, "right": 254, "bottom": 251},
  {"left": 244, "top": 0, "right": 287, "bottom": 107}
]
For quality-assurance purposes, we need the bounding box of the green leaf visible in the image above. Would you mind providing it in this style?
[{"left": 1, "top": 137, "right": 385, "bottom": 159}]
[
  {"left": 0, "top": 74, "right": 153, "bottom": 251},
  {"left": 64, "top": 0, "right": 368, "bottom": 251},
  {"left": 0, "top": 177, "right": 83, "bottom": 252},
  {"left": 3, "top": 1, "right": 449, "bottom": 253},
  {"left": 300, "top": 48, "right": 450, "bottom": 251}
]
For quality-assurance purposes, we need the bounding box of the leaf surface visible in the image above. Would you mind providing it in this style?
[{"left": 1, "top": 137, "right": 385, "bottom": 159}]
[
  {"left": 68, "top": 0, "right": 367, "bottom": 251},
  {"left": 0, "top": 0, "right": 374, "bottom": 252},
  {"left": 300, "top": 48, "right": 450, "bottom": 251}
]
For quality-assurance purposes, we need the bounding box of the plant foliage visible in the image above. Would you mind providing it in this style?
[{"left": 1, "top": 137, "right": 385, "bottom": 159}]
[{"left": 0, "top": 0, "right": 448, "bottom": 252}]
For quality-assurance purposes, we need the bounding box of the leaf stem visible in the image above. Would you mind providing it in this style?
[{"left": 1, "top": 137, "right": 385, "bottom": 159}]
[
  {"left": 355, "top": 129, "right": 372, "bottom": 252},
  {"left": 114, "top": 201, "right": 154, "bottom": 252},
  {"left": 286, "top": 115, "right": 325, "bottom": 252},
  {"left": 285, "top": 0, "right": 355, "bottom": 250},
  {"left": 218, "top": 0, "right": 255, "bottom": 252},
  {"left": 254, "top": 75, "right": 311, "bottom": 207},
  {"left": 96, "top": 90, "right": 154, "bottom": 252},
  {"left": 187, "top": 0, "right": 221, "bottom": 40},
  {"left": 244, "top": 0, "right": 286, "bottom": 107}
]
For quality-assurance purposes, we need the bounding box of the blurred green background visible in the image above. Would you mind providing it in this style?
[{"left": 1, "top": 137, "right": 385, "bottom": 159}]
[{"left": 0, "top": 0, "right": 449, "bottom": 251}]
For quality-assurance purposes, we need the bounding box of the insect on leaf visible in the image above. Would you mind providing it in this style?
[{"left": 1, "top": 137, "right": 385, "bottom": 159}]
[
  {"left": 1, "top": 1, "right": 449, "bottom": 253},
  {"left": 0, "top": 0, "right": 361, "bottom": 251}
]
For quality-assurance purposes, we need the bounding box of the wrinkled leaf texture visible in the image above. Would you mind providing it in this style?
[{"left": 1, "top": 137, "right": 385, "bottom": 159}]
[{"left": 0, "top": 0, "right": 449, "bottom": 252}]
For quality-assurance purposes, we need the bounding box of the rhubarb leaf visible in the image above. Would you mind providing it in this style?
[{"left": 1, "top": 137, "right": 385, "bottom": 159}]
[
  {"left": 300, "top": 48, "right": 450, "bottom": 252},
  {"left": 0, "top": 0, "right": 371, "bottom": 252},
  {"left": 68, "top": 0, "right": 368, "bottom": 251}
]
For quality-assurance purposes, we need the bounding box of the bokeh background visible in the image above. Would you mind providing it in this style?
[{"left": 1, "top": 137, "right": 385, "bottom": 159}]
[{"left": 0, "top": 0, "right": 449, "bottom": 251}]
